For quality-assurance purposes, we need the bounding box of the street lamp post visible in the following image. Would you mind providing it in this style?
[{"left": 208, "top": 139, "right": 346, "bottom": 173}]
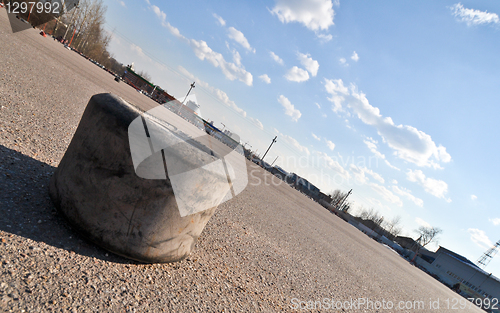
[{"left": 63, "top": 5, "right": 79, "bottom": 41}]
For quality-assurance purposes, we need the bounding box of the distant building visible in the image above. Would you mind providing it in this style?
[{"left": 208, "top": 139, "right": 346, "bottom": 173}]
[
  {"left": 286, "top": 173, "right": 320, "bottom": 199},
  {"left": 185, "top": 100, "right": 202, "bottom": 117},
  {"left": 395, "top": 236, "right": 420, "bottom": 252},
  {"left": 222, "top": 129, "right": 240, "bottom": 143},
  {"left": 428, "top": 247, "right": 500, "bottom": 302},
  {"left": 122, "top": 67, "right": 155, "bottom": 94},
  {"left": 151, "top": 86, "right": 173, "bottom": 104},
  {"left": 122, "top": 67, "right": 174, "bottom": 104},
  {"left": 163, "top": 99, "right": 204, "bottom": 129},
  {"left": 317, "top": 192, "right": 334, "bottom": 204},
  {"left": 271, "top": 166, "right": 288, "bottom": 180}
]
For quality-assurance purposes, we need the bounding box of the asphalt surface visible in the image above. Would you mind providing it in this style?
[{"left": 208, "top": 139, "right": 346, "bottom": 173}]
[{"left": 0, "top": 11, "right": 483, "bottom": 312}]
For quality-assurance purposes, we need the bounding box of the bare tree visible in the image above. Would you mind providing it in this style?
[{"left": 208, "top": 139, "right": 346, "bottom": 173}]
[
  {"left": 138, "top": 70, "right": 152, "bottom": 82},
  {"left": 384, "top": 215, "right": 403, "bottom": 237},
  {"left": 415, "top": 226, "right": 442, "bottom": 248},
  {"left": 340, "top": 202, "right": 351, "bottom": 213},
  {"left": 329, "top": 189, "right": 345, "bottom": 204},
  {"left": 328, "top": 189, "right": 352, "bottom": 212},
  {"left": 358, "top": 207, "right": 384, "bottom": 225},
  {"left": 358, "top": 206, "right": 370, "bottom": 219}
]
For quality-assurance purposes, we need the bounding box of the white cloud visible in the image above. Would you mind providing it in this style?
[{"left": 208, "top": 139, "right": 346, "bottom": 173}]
[
  {"left": 324, "top": 78, "right": 348, "bottom": 112},
  {"left": 276, "top": 129, "right": 310, "bottom": 155},
  {"left": 130, "top": 44, "right": 149, "bottom": 60},
  {"left": 384, "top": 159, "right": 400, "bottom": 171},
  {"left": 315, "top": 102, "right": 321, "bottom": 109},
  {"left": 278, "top": 95, "right": 302, "bottom": 122},
  {"left": 213, "top": 13, "right": 226, "bottom": 26},
  {"left": 151, "top": 5, "right": 185, "bottom": 41},
  {"left": 312, "top": 133, "right": 321, "bottom": 141},
  {"left": 451, "top": 3, "right": 499, "bottom": 26},
  {"left": 471, "top": 194, "right": 477, "bottom": 200},
  {"left": 350, "top": 164, "right": 369, "bottom": 184},
  {"left": 366, "top": 198, "right": 386, "bottom": 211},
  {"left": 392, "top": 186, "right": 424, "bottom": 207},
  {"left": 350, "top": 164, "right": 385, "bottom": 185},
  {"left": 351, "top": 51, "right": 359, "bottom": 62},
  {"left": 297, "top": 53, "right": 319, "bottom": 77},
  {"left": 407, "top": 169, "right": 451, "bottom": 202},
  {"left": 392, "top": 179, "right": 398, "bottom": 185},
  {"left": 468, "top": 228, "right": 493, "bottom": 249},
  {"left": 363, "top": 138, "right": 385, "bottom": 159},
  {"left": 363, "top": 137, "right": 400, "bottom": 171},
  {"left": 415, "top": 217, "right": 431, "bottom": 228},
  {"left": 249, "top": 117, "right": 264, "bottom": 130},
  {"left": 316, "top": 33, "right": 333, "bottom": 42},
  {"left": 339, "top": 57, "right": 348, "bottom": 66},
  {"left": 315, "top": 151, "right": 350, "bottom": 180},
  {"left": 189, "top": 39, "right": 253, "bottom": 86},
  {"left": 178, "top": 66, "right": 247, "bottom": 117},
  {"left": 228, "top": 27, "right": 255, "bottom": 53},
  {"left": 489, "top": 218, "right": 500, "bottom": 226},
  {"left": 151, "top": 5, "right": 167, "bottom": 24},
  {"left": 325, "top": 139, "right": 335, "bottom": 151},
  {"left": 233, "top": 49, "right": 243, "bottom": 66},
  {"left": 259, "top": 74, "right": 271, "bottom": 84},
  {"left": 270, "top": 51, "right": 284, "bottom": 65},
  {"left": 284, "top": 66, "right": 310, "bottom": 82},
  {"left": 370, "top": 183, "right": 402, "bottom": 207},
  {"left": 324, "top": 79, "right": 452, "bottom": 169},
  {"left": 165, "top": 22, "right": 185, "bottom": 40},
  {"left": 271, "top": 0, "right": 335, "bottom": 31},
  {"left": 364, "top": 168, "right": 385, "bottom": 184},
  {"left": 149, "top": 5, "right": 253, "bottom": 86}
]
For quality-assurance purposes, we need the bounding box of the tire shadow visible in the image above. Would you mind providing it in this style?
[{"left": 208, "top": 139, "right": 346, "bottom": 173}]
[{"left": 0, "top": 144, "right": 138, "bottom": 264}]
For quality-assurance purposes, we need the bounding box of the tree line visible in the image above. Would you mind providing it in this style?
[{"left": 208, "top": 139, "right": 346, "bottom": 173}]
[
  {"left": 328, "top": 189, "right": 442, "bottom": 248},
  {"left": 15, "top": 0, "right": 125, "bottom": 75}
]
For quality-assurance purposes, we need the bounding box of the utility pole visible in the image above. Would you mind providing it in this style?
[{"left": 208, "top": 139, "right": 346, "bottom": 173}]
[
  {"left": 261, "top": 136, "right": 277, "bottom": 161},
  {"left": 334, "top": 189, "right": 352, "bottom": 211},
  {"left": 178, "top": 82, "right": 195, "bottom": 115},
  {"left": 270, "top": 156, "right": 279, "bottom": 166},
  {"left": 150, "top": 85, "right": 157, "bottom": 97},
  {"left": 182, "top": 82, "right": 195, "bottom": 104},
  {"left": 63, "top": 5, "right": 79, "bottom": 41}
]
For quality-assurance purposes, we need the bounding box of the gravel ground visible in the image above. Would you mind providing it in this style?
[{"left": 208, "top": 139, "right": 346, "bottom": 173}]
[{"left": 0, "top": 11, "right": 484, "bottom": 313}]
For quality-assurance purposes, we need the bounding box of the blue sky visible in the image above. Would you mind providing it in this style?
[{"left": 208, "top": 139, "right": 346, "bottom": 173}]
[{"left": 102, "top": 0, "right": 500, "bottom": 276}]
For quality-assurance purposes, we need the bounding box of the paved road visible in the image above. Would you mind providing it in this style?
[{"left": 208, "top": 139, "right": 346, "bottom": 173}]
[{"left": 0, "top": 11, "right": 483, "bottom": 312}]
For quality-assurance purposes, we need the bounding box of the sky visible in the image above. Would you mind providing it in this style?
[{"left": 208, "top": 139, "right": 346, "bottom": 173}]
[{"left": 101, "top": 0, "right": 500, "bottom": 277}]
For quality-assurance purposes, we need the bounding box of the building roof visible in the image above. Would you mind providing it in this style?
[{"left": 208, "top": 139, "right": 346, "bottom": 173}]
[
  {"left": 125, "top": 67, "right": 155, "bottom": 88},
  {"left": 273, "top": 166, "right": 288, "bottom": 175},
  {"left": 437, "top": 246, "right": 478, "bottom": 267},
  {"left": 437, "top": 246, "right": 500, "bottom": 283}
]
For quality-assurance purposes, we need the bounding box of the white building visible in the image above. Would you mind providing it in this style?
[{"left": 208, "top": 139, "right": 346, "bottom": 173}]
[{"left": 428, "top": 247, "right": 500, "bottom": 302}]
